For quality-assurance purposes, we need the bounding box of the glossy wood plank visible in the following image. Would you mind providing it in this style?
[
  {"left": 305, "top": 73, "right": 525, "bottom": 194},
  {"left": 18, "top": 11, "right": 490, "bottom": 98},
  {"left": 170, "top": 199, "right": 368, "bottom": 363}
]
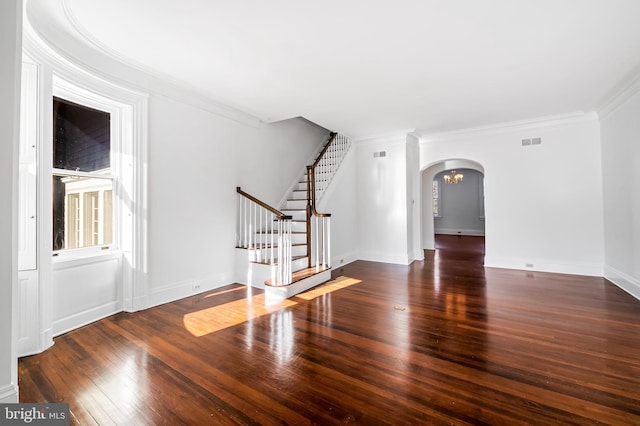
[{"left": 19, "top": 235, "right": 640, "bottom": 424}]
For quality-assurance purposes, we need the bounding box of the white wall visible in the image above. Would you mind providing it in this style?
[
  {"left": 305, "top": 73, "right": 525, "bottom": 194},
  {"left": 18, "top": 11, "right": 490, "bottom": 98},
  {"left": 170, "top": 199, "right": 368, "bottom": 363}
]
[
  {"left": 146, "top": 96, "right": 240, "bottom": 305},
  {"left": 52, "top": 255, "right": 122, "bottom": 335},
  {"left": 419, "top": 114, "right": 605, "bottom": 276},
  {"left": 434, "top": 169, "right": 485, "bottom": 236},
  {"left": 356, "top": 135, "right": 412, "bottom": 264},
  {"left": 599, "top": 83, "right": 640, "bottom": 299},
  {"left": 236, "top": 118, "right": 329, "bottom": 207},
  {"left": 0, "top": 0, "right": 21, "bottom": 403}
]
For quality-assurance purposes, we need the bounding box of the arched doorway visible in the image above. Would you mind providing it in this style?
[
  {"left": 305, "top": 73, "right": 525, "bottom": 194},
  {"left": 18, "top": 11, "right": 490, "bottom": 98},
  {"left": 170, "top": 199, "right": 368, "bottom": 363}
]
[{"left": 420, "top": 159, "right": 485, "bottom": 254}]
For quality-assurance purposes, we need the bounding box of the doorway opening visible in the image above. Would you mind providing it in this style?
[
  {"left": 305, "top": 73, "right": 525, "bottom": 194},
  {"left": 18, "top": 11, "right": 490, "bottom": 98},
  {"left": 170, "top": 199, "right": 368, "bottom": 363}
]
[{"left": 421, "top": 160, "right": 486, "bottom": 262}]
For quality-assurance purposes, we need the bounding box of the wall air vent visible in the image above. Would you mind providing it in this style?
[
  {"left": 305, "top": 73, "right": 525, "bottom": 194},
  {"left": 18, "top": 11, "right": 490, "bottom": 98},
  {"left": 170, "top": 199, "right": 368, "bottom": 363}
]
[
  {"left": 373, "top": 151, "right": 386, "bottom": 158},
  {"left": 522, "top": 137, "right": 542, "bottom": 147}
]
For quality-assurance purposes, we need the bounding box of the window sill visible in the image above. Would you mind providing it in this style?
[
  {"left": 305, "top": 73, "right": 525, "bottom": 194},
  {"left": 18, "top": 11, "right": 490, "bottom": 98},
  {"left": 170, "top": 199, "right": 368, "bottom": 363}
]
[{"left": 52, "top": 248, "right": 121, "bottom": 270}]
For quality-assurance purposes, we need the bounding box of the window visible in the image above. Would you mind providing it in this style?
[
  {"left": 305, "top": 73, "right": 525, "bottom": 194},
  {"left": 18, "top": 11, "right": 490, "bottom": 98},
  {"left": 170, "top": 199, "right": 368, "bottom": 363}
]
[
  {"left": 479, "top": 175, "right": 485, "bottom": 220},
  {"left": 52, "top": 97, "right": 114, "bottom": 252},
  {"left": 432, "top": 178, "right": 441, "bottom": 217}
]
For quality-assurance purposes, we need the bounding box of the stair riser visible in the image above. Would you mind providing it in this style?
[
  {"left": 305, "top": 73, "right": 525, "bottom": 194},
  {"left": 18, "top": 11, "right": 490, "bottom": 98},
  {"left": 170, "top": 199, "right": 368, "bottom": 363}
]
[
  {"left": 295, "top": 180, "right": 331, "bottom": 190},
  {"left": 291, "top": 257, "right": 310, "bottom": 270},
  {"left": 300, "top": 170, "right": 334, "bottom": 181},
  {"left": 245, "top": 254, "right": 308, "bottom": 269},
  {"left": 291, "top": 191, "right": 307, "bottom": 200},
  {"left": 286, "top": 199, "right": 307, "bottom": 210},
  {"left": 281, "top": 210, "right": 306, "bottom": 221},
  {"left": 291, "top": 222, "right": 306, "bottom": 233},
  {"left": 248, "top": 244, "right": 307, "bottom": 261},
  {"left": 249, "top": 232, "right": 306, "bottom": 245}
]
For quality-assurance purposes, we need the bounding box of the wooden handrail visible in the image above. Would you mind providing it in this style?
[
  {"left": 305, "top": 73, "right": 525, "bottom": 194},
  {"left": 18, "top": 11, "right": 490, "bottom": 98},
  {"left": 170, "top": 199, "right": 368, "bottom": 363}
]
[
  {"left": 312, "top": 132, "right": 337, "bottom": 169},
  {"left": 236, "top": 187, "right": 291, "bottom": 220},
  {"left": 305, "top": 166, "right": 332, "bottom": 218}
]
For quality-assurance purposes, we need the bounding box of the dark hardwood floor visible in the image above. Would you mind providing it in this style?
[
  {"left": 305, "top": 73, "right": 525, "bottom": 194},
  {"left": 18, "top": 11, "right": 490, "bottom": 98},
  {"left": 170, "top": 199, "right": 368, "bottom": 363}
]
[{"left": 19, "top": 235, "right": 640, "bottom": 425}]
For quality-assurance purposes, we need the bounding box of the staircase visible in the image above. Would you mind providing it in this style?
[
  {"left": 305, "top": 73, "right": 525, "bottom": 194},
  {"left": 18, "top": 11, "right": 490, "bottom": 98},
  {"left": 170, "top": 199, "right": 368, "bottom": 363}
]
[{"left": 236, "top": 132, "right": 351, "bottom": 299}]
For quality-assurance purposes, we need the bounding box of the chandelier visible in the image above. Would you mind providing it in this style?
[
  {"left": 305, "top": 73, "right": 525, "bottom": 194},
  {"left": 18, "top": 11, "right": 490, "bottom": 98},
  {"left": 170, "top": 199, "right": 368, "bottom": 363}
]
[{"left": 443, "top": 169, "right": 463, "bottom": 184}]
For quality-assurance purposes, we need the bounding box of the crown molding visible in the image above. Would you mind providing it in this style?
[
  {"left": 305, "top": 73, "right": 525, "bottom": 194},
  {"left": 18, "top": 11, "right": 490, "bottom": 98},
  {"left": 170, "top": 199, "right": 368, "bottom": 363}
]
[
  {"left": 597, "top": 69, "right": 640, "bottom": 122},
  {"left": 420, "top": 111, "right": 598, "bottom": 143},
  {"left": 24, "top": 0, "right": 262, "bottom": 128}
]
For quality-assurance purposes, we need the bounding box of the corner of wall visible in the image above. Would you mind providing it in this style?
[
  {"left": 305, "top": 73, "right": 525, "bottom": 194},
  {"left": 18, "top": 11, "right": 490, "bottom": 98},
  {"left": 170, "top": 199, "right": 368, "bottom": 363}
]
[
  {"left": 331, "top": 250, "right": 359, "bottom": 269},
  {"left": 605, "top": 266, "right": 640, "bottom": 301},
  {"left": 597, "top": 67, "right": 640, "bottom": 122}
]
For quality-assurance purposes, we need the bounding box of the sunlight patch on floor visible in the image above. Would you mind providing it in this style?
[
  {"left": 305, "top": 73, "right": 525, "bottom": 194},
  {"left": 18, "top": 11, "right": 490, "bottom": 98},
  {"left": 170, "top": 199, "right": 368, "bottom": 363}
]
[
  {"left": 294, "top": 276, "right": 362, "bottom": 301},
  {"left": 183, "top": 277, "right": 361, "bottom": 337},
  {"left": 183, "top": 293, "right": 296, "bottom": 337}
]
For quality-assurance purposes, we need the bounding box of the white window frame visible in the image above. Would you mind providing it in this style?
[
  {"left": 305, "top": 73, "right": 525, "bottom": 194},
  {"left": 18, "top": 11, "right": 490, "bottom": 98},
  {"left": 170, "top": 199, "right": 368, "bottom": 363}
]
[
  {"left": 52, "top": 83, "right": 121, "bottom": 259},
  {"left": 479, "top": 174, "right": 485, "bottom": 221},
  {"left": 432, "top": 175, "right": 443, "bottom": 219},
  {"left": 48, "top": 73, "right": 148, "bottom": 312}
]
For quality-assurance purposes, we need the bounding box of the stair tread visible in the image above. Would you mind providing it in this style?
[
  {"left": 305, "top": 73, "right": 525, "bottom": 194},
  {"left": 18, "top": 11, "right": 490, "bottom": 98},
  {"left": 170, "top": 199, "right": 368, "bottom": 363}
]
[
  {"left": 237, "top": 242, "right": 307, "bottom": 249},
  {"left": 265, "top": 265, "right": 331, "bottom": 286},
  {"left": 255, "top": 231, "right": 306, "bottom": 235},
  {"left": 250, "top": 255, "right": 308, "bottom": 266}
]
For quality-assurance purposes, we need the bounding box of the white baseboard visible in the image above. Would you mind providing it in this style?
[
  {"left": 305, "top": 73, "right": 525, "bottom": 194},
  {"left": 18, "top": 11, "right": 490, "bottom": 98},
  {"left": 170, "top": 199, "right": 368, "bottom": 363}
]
[
  {"left": 331, "top": 250, "right": 358, "bottom": 268},
  {"left": 409, "top": 248, "right": 425, "bottom": 263},
  {"left": 484, "top": 256, "right": 603, "bottom": 277},
  {"left": 358, "top": 249, "right": 412, "bottom": 265},
  {"left": 604, "top": 265, "right": 640, "bottom": 301},
  {"left": 146, "top": 274, "right": 232, "bottom": 310},
  {"left": 435, "top": 229, "right": 485, "bottom": 236},
  {"left": 52, "top": 300, "right": 121, "bottom": 337},
  {"left": 130, "top": 295, "right": 149, "bottom": 313},
  {"left": 0, "top": 384, "right": 18, "bottom": 403}
]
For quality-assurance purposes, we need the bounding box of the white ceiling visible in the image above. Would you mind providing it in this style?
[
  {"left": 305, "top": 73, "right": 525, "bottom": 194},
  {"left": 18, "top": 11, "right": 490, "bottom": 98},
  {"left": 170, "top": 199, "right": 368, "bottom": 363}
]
[{"left": 26, "top": 0, "right": 640, "bottom": 138}]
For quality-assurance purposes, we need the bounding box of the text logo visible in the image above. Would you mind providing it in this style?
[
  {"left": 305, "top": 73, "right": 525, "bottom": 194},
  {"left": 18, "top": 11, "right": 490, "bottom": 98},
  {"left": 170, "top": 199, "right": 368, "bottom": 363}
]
[{"left": 1, "top": 404, "right": 69, "bottom": 425}]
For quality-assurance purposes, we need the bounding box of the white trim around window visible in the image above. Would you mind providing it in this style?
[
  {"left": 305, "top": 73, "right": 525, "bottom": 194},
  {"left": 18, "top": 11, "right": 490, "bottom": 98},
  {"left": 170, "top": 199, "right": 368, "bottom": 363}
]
[{"left": 49, "top": 72, "right": 148, "bottom": 312}]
